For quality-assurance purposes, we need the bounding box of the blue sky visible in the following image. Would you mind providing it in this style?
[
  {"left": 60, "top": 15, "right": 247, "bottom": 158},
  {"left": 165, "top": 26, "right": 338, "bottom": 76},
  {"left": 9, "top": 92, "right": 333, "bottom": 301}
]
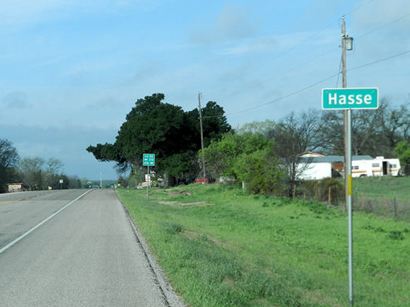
[{"left": 1, "top": 0, "right": 409, "bottom": 179}]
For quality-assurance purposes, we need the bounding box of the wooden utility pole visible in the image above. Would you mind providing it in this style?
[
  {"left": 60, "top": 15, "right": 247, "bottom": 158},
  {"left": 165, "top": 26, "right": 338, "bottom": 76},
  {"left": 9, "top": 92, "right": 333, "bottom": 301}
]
[{"left": 198, "top": 93, "right": 206, "bottom": 179}]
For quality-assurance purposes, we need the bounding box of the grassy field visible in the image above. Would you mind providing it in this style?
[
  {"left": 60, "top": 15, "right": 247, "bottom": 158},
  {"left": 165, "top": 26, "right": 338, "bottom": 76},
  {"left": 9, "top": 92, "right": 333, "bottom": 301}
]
[
  {"left": 353, "top": 176, "right": 410, "bottom": 220},
  {"left": 353, "top": 176, "right": 410, "bottom": 202},
  {"left": 117, "top": 184, "right": 410, "bottom": 306}
]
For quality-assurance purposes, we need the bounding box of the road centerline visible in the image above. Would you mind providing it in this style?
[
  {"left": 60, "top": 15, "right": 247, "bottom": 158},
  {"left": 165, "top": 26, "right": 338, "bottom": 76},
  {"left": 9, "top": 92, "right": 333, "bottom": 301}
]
[{"left": 0, "top": 189, "right": 93, "bottom": 255}]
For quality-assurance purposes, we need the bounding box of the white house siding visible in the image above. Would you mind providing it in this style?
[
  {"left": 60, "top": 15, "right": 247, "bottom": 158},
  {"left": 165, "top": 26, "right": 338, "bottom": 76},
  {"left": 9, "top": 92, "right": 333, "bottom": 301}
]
[{"left": 298, "top": 162, "right": 332, "bottom": 180}]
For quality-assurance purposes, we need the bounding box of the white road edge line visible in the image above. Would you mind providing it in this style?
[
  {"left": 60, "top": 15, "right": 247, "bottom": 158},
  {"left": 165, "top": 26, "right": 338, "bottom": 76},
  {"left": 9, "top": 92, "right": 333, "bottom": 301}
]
[{"left": 0, "top": 189, "right": 93, "bottom": 255}]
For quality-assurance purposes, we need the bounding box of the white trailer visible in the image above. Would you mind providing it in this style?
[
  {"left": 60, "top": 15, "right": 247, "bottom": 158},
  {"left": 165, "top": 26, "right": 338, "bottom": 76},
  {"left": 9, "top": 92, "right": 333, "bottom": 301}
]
[
  {"left": 299, "top": 154, "right": 401, "bottom": 180},
  {"left": 351, "top": 156, "right": 401, "bottom": 177},
  {"left": 351, "top": 159, "right": 373, "bottom": 177},
  {"left": 374, "top": 156, "right": 401, "bottom": 176}
]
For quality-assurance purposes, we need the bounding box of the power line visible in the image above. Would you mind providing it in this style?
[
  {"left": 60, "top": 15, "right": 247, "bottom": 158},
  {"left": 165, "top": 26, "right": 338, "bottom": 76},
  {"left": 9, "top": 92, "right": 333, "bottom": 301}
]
[
  {"left": 356, "top": 12, "right": 410, "bottom": 38},
  {"left": 349, "top": 49, "right": 410, "bottom": 72},
  {"left": 342, "top": 0, "right": 376, "bottom": 18},
  {"left": 249, "top": 0, "right": 375, "bottom": 71},
  {"left": 288, "top": 12, "right": 410, "bottom": 88},
  {"left": 203, "top": 71, "right": 339, "bottom": 119},
  {"left": 253, "top": 1, "right": 382, "bottom": 95},
  {"left": 335, "top": 54, "right": 343, "bottom": 87},
  {"left": 201, "top": 2, "right": 407, "bottom": 120},
  {"left": 282, "top": 6, "right": 408, "bottom": 82},
  {"left": 204, "top": 48, "right": 410, "bottom": 119}
]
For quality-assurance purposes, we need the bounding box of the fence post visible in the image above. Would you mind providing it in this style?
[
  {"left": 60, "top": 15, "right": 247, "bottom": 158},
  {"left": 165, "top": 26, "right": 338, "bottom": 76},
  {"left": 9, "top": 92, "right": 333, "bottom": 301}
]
[
  {"left": 393, "top": 197, "right": 398, "bottom": 220},
  {"left": 328, "top": 186, "right": 332, "bottom": 205}
]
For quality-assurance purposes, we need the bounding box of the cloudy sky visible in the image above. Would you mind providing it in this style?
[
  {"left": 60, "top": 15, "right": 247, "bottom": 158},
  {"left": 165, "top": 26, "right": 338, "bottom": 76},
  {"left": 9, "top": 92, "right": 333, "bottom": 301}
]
[{"left": 1, "top": 0, "right": 409, "bottom": 179}]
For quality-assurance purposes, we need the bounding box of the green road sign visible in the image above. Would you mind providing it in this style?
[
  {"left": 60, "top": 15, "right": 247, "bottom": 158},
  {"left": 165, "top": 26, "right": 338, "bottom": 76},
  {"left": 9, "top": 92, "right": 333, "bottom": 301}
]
[
  {"left": 143, "top": 153, "right": 155, "bottom": 166},
  {"left": 322, "top": 88, "right": 379, "bottom": 110}
]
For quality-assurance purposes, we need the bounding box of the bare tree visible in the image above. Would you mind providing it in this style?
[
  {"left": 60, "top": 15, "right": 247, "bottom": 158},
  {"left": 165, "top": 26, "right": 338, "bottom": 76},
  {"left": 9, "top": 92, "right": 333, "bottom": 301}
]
[
  {"left": 0, "top": 139, "right": 20, "bottom": 192},
  {"left": 20, "top": 157, "right": 45, "bottom": 190},
  {"left": 269, "top": 110, "right": 320, "bottom": 198},
  {"left": 44, "top": 158, "right": 64, "bottom": 188},
  {"left": 317, "top": 99, "right": 410, "bottom": 157}
]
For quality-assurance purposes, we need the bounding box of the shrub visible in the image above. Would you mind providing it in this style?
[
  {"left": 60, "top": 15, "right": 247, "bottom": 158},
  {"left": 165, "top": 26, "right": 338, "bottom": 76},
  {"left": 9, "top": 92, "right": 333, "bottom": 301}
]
[{"left": 233, "top": 148, "right": 286, "bottom": 195}]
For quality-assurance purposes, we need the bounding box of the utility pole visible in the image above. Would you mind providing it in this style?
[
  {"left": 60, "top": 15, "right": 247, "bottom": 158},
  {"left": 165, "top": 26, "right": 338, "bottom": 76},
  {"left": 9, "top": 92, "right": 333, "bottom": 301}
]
[
  {"left": 198, "top": 93, "right": 206, "bottom": 180},
  {"left": 341, "top": 16, "right": 354, "bottom": 307}
]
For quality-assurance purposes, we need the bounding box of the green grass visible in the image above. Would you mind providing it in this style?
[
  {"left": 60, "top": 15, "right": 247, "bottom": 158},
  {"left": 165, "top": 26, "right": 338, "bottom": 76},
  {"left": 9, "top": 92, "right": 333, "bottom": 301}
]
[
  {"left": 353, "top": 176, "right": 410, "bottom": 221},
  {"left": 118, "top": 184, "right": 410, "bottom": 306},
  {"left": 353, "top": 176, "right": 410, "bottom": 202}
]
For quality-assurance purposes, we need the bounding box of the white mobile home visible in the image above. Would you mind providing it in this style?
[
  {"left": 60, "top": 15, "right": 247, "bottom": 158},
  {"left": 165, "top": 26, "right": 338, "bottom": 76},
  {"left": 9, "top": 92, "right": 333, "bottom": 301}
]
[
  {"left": 298, "top": 155, "right": 349, "bottom": 180},
  {"left": 299, "top": 154, "right": 401, "bottom": 180},
  {"left": 351, "top": 156, "right": 401, "bottom": 177}
]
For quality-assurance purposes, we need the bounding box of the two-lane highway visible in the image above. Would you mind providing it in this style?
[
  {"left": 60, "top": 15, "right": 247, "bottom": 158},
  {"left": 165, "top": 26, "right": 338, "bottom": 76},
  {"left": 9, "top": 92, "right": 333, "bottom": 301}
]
[
  {"left": 0, "top": 189, "right": 174, "bottom": 307},
  {"left": 0, "top": 190, "right": 87, "bottom": 250}
]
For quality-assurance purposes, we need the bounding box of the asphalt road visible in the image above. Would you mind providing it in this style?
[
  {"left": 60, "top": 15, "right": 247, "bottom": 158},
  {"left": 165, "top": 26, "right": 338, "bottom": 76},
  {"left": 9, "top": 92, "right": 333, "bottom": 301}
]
[{"left": 0, "top": 189, "right": 168, "bottom": 307}]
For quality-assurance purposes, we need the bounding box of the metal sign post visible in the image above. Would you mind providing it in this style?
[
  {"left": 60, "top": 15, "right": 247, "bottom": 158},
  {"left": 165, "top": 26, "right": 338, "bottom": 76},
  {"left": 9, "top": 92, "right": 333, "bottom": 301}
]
[
  {"left": 147, "top": 165, "right": 150, "bottom": 199},
  {"left": 143, "top": 153, "right": 155, "bottom": 200},
  {"left": 322, "top": 18, "right": 379, "bottom": 306},
  {"left": 342, "top": 17, "right": 354, "bottom": 306}
]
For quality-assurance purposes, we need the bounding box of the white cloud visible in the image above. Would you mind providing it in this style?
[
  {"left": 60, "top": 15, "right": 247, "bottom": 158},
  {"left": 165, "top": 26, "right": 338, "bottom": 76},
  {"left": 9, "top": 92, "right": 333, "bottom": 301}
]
[
  {"left": 190, "top": 5, "right": 256, "bottom": 44},
  {"left": 220, "top": 36, "right": 277, "bottom": 55},
  {"left": 219, "top": 28, "right": 337, "bottom": 57}
]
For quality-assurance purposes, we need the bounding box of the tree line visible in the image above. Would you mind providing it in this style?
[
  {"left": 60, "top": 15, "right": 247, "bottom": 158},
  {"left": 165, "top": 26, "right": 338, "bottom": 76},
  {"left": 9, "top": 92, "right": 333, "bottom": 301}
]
[
  {"left": 204, "top": 100, "right": 410, "bottom": 196},
  {"left": 87, "top": 93, "right": 410, "bottom": 195},
  {"left": 0, "top": 139, "right": 82, "bottom": 193}
]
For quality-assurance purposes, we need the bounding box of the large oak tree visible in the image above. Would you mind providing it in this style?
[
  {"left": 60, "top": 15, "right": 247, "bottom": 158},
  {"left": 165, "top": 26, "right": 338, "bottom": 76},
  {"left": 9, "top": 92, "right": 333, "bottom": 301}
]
[{"left": 87, "top": 93, "right": 230, "bottom": 183}]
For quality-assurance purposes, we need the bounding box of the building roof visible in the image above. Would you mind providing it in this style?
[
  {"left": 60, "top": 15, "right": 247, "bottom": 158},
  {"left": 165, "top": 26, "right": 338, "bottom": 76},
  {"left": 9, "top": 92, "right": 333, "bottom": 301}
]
[{"left": 300, "top": 155, "right": 373, "bottom": 163}]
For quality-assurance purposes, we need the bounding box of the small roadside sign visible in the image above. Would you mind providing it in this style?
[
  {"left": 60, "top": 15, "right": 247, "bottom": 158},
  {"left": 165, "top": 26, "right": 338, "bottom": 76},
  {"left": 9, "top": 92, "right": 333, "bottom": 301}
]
[
  {"left": 143, "top": 153, "right": 155, "bottom": 166},
  {"left": 322, "top": 88, "right": 378, "bottom": 110}
]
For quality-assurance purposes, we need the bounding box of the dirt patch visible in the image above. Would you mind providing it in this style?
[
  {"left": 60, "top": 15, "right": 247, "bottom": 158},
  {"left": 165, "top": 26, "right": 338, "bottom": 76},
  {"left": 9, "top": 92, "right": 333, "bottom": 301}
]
[
  {"left": 183, "top": 230, "right": 200, "bottom": 240},
  {"left": 158, "top": 200, "right": 211, "bottom": 207},
  {"left": 182, "top": 230, "right": 225, "bottom": 247},
  {"left": 180, "top": 201, "right": 210, "bottom": 207},
  {"left": 302, "top": 289, "right": 342, "bottom": 307},
  {"left": 158, "top": 201, "right": 179, "bottom": 206},
  {"left": 222, "top": 276, "right": 236, "bottom": 288},
  {"left": 167, "top": 190, "right": 192, "bottom": 196}
]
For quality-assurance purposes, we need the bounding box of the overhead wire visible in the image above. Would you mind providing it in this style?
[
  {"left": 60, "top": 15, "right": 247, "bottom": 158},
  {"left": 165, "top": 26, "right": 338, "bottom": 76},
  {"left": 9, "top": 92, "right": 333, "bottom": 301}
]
[
  {"left": 263, "top": 0, "right": 406, "bottom": 88},
  {"left": 232, "top": 0, "right": 378, "bottom": 100},
  {"left": 244, "top": 0, "right": 375, "bottom": 77},
  {"left": 202, "top": 0, "right": 408, "bottom": 119},
  {"left": 356, "top": 11, "right": 410, "bottom": 38},
  {"left": 203, "top": 48, "right": 410, "bottom": 119},
  {"left": 348, "top": 49, "right": 410, "bottom": 72},
  {"left": 335, "top": 54, "right": 342, "bottom": 87}
]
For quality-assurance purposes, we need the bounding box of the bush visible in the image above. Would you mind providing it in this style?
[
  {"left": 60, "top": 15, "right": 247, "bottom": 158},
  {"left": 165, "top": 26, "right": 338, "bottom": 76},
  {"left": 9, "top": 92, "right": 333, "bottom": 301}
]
[{"left": 233, "top": 148, "right": 285, "bottom": 195}]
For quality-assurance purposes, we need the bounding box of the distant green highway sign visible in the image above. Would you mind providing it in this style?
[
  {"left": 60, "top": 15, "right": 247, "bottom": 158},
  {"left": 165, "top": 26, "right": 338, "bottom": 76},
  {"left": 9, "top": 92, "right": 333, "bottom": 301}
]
[
  {"left": 322, "top": 88, "right": 379, "bottom": 110},
  {"left": 143, "top": 153, "right": 155, "bottom": 166}
]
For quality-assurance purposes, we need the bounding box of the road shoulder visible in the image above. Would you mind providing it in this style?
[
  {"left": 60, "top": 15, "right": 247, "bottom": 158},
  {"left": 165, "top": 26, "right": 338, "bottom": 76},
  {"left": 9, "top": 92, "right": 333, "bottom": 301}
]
[{"left": 117, "top": 191, "right": 185, "bottom": 307}]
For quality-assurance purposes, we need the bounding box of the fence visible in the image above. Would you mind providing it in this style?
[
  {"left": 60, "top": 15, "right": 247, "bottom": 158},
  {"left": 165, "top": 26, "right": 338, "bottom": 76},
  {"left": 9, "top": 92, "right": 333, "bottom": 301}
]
[
  {"left": 297, "top": 181, "right": 410, "bottom": 222},
  {"left": 353, "top": 195, "right": 410, "bottom": 222}
]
